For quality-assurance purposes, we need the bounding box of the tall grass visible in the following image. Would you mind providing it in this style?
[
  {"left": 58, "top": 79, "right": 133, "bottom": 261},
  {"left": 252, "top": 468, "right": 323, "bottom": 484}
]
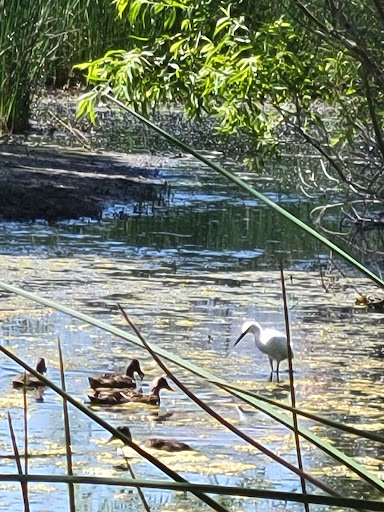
[
  {"left": 0, "top": 0, "right": 130, "bottom": 133},
  {"left": 46, "top": 0, "right": 132, "bottom": 87},
  {"left": 0, "top": 0, "right": 77, "bottom": 132}
]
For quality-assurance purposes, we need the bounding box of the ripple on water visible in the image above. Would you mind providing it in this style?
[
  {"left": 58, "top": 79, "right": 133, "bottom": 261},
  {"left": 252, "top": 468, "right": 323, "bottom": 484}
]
[{"left": 0, "top": 158, "right": 383, "bottom": 511}]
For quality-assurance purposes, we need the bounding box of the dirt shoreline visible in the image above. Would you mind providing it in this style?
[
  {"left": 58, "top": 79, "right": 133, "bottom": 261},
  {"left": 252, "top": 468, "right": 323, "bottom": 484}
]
[{"left": 0, "top": 143, "right": 165, "bottom": 221}]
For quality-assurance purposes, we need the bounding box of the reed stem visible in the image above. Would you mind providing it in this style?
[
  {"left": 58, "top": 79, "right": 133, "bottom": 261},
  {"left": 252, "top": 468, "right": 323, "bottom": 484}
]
[
  {"left": 58, "top": 340, "right": 76, "bottom": 512},
  {"left": 280, "top": 264, "right": 309, "bottom": 512}
]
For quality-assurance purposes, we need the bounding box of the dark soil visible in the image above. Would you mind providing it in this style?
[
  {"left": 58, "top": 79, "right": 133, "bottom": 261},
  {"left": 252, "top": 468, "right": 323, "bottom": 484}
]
[{"left": 0, "top": 144, "right": 165, "bottom": 221}]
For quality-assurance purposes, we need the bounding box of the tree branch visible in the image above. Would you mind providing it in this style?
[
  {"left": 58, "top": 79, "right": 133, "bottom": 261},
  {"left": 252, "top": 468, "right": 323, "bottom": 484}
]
[
  {"left": 371, "top": 0, "right": 384, "bottom": 28},
  {"left": 362, "top": 69, "right": 384, "bottom": 163},
  {"left": 289, "top": 0, "right": 384, "bottom": 89},
  {"left": 274, "top": 103, "right": 375, "bottom": 196}
]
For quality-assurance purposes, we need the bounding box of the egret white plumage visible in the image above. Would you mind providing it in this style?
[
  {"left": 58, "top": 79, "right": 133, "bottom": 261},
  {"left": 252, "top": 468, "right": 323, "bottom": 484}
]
[{"left": 233, "top": 321, "right": 292, "bottom": 374}]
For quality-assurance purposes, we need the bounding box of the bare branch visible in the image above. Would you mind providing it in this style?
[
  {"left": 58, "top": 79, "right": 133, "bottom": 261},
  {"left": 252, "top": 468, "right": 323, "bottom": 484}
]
[
  {"left": 362, "top": 69, "right": 384, "bottom": 162},
  {"left": 289, "top": 0, "right": 384, "bottom": 88}
]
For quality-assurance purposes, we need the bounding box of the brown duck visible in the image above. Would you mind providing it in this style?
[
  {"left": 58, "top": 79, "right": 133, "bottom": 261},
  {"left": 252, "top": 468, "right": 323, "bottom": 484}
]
[
  {"left": 88, "top": 390, "right": 129, "bottom": 406},
  {"left": 125, "top": 376, "right": 173, "bottom": 406},
  {"left": 12, "top": 358, "right": 47, "bottom": 389},
  {"left": 88, "top": 359, "right": 144, "bottom": 390},
  {"left": 110, "top": 425, "right": 193, "bottom": 452},
  {"left": 88, "top": 376, "right": 172, "bottom": 406}
]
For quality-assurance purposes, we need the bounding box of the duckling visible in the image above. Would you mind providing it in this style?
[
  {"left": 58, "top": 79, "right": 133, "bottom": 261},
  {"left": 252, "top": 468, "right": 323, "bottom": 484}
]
[
  {"left": 88, "top": 359, "right": 144, "bottom": 390},
  {"left": 110, "top": 426, "right": 193, "bottom": 452},
  {"left": 12, "top": 358, "right": 47, "bottom": 389}
]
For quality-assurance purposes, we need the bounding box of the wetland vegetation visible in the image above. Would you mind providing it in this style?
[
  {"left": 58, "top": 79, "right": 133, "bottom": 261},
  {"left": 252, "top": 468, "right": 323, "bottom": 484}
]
[{"left": 1, "top": 1, "right": 384, "bottom": 512}]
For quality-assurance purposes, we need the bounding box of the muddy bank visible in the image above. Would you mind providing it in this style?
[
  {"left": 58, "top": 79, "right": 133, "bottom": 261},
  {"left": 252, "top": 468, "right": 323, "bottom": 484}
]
[{"left": 0, "top": 144, "right": 166, "bottom": 221}]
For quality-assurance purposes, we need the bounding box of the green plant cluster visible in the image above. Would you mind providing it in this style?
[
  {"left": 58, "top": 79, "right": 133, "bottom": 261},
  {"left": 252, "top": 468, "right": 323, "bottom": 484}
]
[
  {"left": 0, "top": 0, "right": 130, "bottom": 133},
  {"left": 76, "top": 0, "right": 384, "bottom": 201}
]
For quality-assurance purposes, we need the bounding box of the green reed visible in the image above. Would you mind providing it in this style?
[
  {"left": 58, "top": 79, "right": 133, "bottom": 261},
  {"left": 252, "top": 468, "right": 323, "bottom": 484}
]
[
  {"left": 0, "top": 0, "right": 77, "bottom": 132},
  {"left": 280, "top": 266, "right": 309, "bottom": 512},
  {"left": 0, "top": 0, "right": 130, "bottom": 133}
]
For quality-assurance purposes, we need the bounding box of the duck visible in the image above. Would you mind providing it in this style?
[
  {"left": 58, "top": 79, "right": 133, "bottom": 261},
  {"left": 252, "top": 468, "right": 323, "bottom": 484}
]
[
  {"left": 88, "top": 376, "right": 173, "bottom": 406},
  {"left": 143, "top": 438, "right": 192, "bottom": 452},
  {"left": 88, "top": 390, "right": 129, "bottom": 406},
  {"left": 110, "top": 426, "right": 193, "bottom": 452},
  {"left": 126, "top": 376, "right": 173, "bottom": 406},
  {"left": 12, "top": 358, "right": 47, "bottom": 389},
  {"left": 88, "top": 359, "right": 144, "bottom": 390}
]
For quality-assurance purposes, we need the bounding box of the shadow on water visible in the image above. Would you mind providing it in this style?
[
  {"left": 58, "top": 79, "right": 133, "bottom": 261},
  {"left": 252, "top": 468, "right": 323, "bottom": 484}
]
[{"left": 0, "top": 198, "right": 324, "bottom": 273}]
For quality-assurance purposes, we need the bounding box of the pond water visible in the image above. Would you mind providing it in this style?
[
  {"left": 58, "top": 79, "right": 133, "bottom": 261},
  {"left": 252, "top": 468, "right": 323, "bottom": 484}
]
[{"left": 1, "top": 114, "right": 384, "bottom": 512}]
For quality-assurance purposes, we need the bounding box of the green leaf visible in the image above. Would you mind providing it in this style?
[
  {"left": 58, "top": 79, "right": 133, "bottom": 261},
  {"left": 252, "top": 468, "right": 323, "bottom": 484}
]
[{"left": 213, "top": 18, "right": 231, "bottom": 38}]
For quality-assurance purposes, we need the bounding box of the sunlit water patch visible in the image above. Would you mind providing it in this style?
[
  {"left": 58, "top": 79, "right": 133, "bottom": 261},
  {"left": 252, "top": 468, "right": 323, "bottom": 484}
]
[
  {"left": 0, "top": 119, "right": 383, "bottom": 509},
  {"left": 0, "top": 253, "right": 383, "bottom": 510}
]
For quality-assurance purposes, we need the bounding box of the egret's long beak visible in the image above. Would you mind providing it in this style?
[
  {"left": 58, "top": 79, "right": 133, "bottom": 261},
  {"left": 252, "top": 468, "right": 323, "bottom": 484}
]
[{"left": 233, "top": 327, "right": 251, "bottom": 348}]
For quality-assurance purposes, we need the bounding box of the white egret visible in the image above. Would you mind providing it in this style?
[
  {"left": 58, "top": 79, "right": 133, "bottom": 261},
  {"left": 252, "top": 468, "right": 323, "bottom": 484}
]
[{"left": 233, "top": 321, "right": 292, "bottom": 374}]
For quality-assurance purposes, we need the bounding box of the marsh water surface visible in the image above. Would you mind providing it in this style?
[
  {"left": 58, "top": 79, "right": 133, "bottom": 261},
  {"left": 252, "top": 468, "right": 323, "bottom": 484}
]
[{"left": 0, "top": 126, "right": 384, "bottom": 511}]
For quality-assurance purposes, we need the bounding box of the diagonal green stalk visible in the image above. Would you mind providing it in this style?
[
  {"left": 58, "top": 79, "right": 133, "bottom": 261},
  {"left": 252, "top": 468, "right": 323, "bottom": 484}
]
[
  {"left": 280, "top": 266, "right": 309, "bottom": 512},
  {"left": 58, "top": 340, "right": 76, "bottom": 512},
  {"left": 212, "top": 381, "right": 384, "bottom": 493},
  {"left": 104, "top": 92, "right": 384, "bottom": 289},
  {"left": 0, "top": 346, "right": 229, "bottom": 512},
  {"left": 7, "top": 412, "right": 30, "bottom": 512},
  {"left": 215, "top": 381, "right": 384, "bottom": 444},
  {"left": 0, "top": 474, "right": 383, "bottom": 510},
  {"left": 119, "top": 305, "right": 339, "bottom": 497}
]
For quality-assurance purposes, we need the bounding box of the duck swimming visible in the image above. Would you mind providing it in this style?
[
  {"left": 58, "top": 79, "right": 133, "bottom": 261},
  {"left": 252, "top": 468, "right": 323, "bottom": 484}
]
[
  {"left": 143, "top": 438, "right": 192, "bottom": 452},
  {"left": 88, "top": 390, "right": 129, "bottom": 406},
  {"left": 126, "top": 376, "right": 173, "bottom": 406},
  {"left": 12, "top": 358, "right": 47, "bottom": 389},
  {"left": 88, "top": 376, "right": 173, "bottom": 406},
  {"left": 110, "top": 425, "right": 193, "bottom": 452},
  {"left": 88, "top": 359, "right": 144, "bottom": 390}
]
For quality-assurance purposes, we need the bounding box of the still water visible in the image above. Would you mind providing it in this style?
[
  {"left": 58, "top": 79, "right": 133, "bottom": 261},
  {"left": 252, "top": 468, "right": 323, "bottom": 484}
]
[{"left": 0, "top": 130, "right": 384, "bottom": 511}]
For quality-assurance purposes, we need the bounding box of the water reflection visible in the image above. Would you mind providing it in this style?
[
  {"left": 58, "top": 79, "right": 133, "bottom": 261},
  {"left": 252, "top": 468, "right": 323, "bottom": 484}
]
[
  {"left": 1, "top": 139, "right": 384, "bottom": 509},
  {"left": 0, "top": 201, "right": 322, "bottom": 273},
  {"left": 0, "top": 255, "right": 384, "bottom": 510}
]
